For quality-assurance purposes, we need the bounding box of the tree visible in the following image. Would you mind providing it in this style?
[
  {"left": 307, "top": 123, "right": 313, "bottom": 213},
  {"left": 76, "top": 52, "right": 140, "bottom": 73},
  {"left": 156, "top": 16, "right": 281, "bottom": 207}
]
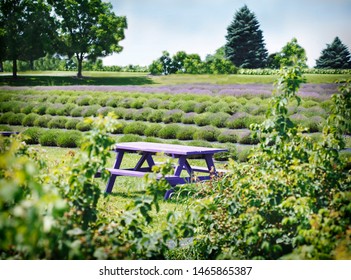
[
  {"left": 0, "top": 0, "right": 55, "bottom": 77},
  {"left": 224, "top": 5, "right": 268, "bottom": 68},
  {"left": 315, "top": 37, "right": 351, "bottom": 69},
  {"left": 274, "top": 38, "right": 308, "bottom": 68},
  {"left": 48, "top": 0, "right": 127, "bottom": 78}
]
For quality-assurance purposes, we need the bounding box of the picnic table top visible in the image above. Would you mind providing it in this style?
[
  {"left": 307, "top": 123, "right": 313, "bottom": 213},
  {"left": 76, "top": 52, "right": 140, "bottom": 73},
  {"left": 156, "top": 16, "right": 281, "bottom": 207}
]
[{"left": 114, "top": 142, "right": 228, "bottom": 156}]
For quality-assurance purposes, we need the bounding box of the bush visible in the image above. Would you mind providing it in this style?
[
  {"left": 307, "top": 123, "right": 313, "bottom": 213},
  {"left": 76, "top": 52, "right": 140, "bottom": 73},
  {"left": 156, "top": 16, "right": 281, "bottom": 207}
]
[
  {"left": 81, "top": 105, "right": 101, "bottom": 117},
  {"left": 213, "top": 143, "right": 237, "bottom": 161},
  {"left": 162, "top": 109, "right": 184, "bottom": 123},
  {"left": 110, "top": 120, "right": 127, "bottom": 134},
  {"left": 70, "top": 107, "right": 84, "bottom": 117},
  {"left": 218, "top": 130, "right": 238, "bottom": 143},
  {"left": 225, "top": 112, "right": 251, "bottom": 129},
  {"left": 194, "top": 113, "right": 212, "bottom": 126},
  {"left": 22, "top": 127, "right": 44, "bottom": 145},
  {"left": 193, "top": 126, "right": 220, "bottom": 142},
  {"left": 145, "top": 98, "right": 161, "bottom": 109},
  {"left": 132, "top": 108, "right": 153, "bottom": 121},
  {"left": 144, "top": 123, "right": 163, "bottom": 137},
  {"left": 210, "top": 112, "right": 230, "bottom": 128},
  {"left": 22, "top": 113, "right": 40, "bottom": 127},
  {"left": 20, "top": 104, "right": 36, "bottom": 114},
  {"left": 194, "top": 102, "right": 210, "bottom": 114},
  {"left": 76, "top": 121, "right": 92, "bottom": 131},
  {"left": 34, "top": 115, "right": 53, "bottom": 128},
  {"left": 176, "top": 126, "right": 197, "bottom": 140},
  {"left": 0, "top": 125, "right": 12, "bottom": 131},
  {"left": 207, "top": 102, "right": 231, "bottom": 114},
  {"left": 47, "top": 116, "right": 68, "bottom": 129},
  {"left": 158, "top": 124, "right": 180, "bottom": 139},
  {"left": 181, "top": 112, "right": 197, "bottom": 124},
  {"left": 76, "top": 95, "right": 93, "bottom": 106},
  {"left": 8, "top": 113, "right": 26, "bottom": 125},
  {"left": 147, "top": 109, "right": 165, "bottom": 123},
  {"left": 39, "top": 129, "right": 62, "bottom": 146},
  {"left": 123, "top": 121, "right": 148, "bottom": 136},
  {"left": 57, "top": 131, "right": 82, "bottom": 148},
  {"left": 65, "top": 118, "right": 80, "bottom": 130},
  {"left": 117, "top": 134, "right": 143, "bottom": 143}
]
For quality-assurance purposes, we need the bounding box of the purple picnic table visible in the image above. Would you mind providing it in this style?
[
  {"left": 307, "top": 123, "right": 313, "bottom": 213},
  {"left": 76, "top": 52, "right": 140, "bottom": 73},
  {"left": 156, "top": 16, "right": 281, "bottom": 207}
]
[{"left": 103, "top": 142, "right": 227, "bottom": 199}]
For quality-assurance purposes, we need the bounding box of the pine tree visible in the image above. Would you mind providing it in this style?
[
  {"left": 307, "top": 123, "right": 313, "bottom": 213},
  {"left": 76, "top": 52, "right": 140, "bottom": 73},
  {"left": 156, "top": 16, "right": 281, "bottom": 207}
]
[
  {"left": 315, "top": 37, "right": 351, "bottom": 69},
  {"left": 224, "top": 5, "right": 268, "bottom": 68}
]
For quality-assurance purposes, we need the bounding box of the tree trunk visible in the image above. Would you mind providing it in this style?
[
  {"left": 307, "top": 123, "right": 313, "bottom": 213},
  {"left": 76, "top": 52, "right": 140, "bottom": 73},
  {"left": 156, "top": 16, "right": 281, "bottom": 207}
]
[
  {"left": 0, "top": 60, "right": 3, "bottom": 72},
  {"left": 77, "top": 53, "right": 83, "bottom": 78},
  {"left": 29, "top": 59, "right": 34, "bottom": 71},
  {"left": 12, "top": 59, "right": 17, "bottom": 78}
]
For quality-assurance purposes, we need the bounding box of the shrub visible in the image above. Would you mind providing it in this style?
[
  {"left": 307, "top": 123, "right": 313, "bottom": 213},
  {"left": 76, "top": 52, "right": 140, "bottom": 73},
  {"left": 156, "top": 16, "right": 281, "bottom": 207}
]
[
  {"left": 47, "top": 116, "right": 68, "bottom": 129},
  {"left": 57, "top": 131, "right": 82, "bottom": 148},
  {"left": 207, "top": 102, "right": 231, "bottom": 114},
  {"left": 132, "top": 108, "right": 153, "bottom": 121},
  {"left": 110, "top": 120, "right": 126, "bottom": 134},
  {"left": 210, "top": 112, "right": 230, "bottom": 128},
  {"left": 214, "top": 143, "right": 237, "bottom": 161},
  {"left": 123, "top": 121, "right": 148, "bottom": 136},
  {"left": 194, "top": 113, "right": 212, "bottom": 126},
  {"left": 181, "top": 112, "right": 197, "bottom": 124},
  {"left": 123, "top": 109, "right": 137, "bottom": 120},
  {"left": 39, "top": 129, "right": 62, "bottom": 146},
  {"left": 176, "top": 126, "right": 197, "bottom": 140},
  {"left": 20, "top": 104, "right": 35, "bottom": 114},
  {"left": 34, "top": 115, "right": 53, "bottom": 128},
  {"left": 113, "top": 107, "right": 127, "bottom": 119},
  {"left": 179, "top": 101, "right": 197, "bottom": 113},
  {"left": 237, "top": 130, "right": 259, "bottom": 144},
  {"left": 81, "top": 105, "right": 101, "bottom": 117},
  {"left": 0, "top": 112, "right": 15, "bottom": 124},
  {"left": 131, "top": 98, "right": 147, "bottom": 109},
  {"left": 144, "top": 123, "right": 164, "bottom": 137},
  {"left": 117, "top": 134, "right": 143, "bottom": 143},
  {"left": 76, "top": 95, "right": 93, "bottom": 106},
  {"left": 8, "top": 113, "right": 26, "bottom": 125},
  {"left": 97, "top": 106, "right": 114, "bottom": 116},
  {"left": 70, "top": 107, "right": 84, "bottom": 117},
  {"left": 119, "top": 98, "right": 134, "bottom": 108},
  {"left": 145, "top": 98, "right": 161, "bottom": 109},
  {"left": 0, "top": 125, "right": 12, "bottom": 131},
  {"left": 218, "top": 130, "right": 238, "bottom": 143},
  {"left": 32, "top": 103, "right": 49, "bottom": 115},
  {"left": 65, "top": 118, "right": 80, "bottom": 130},
  {"left": 22, "top": 113, "right": 40, "bottom": 127},
  {"left": 76, "top": 121, "right": 92, "bottom": 131},
  {"left": 147, "top": 109, "right": 165, "bottom": 123},
  {"left": 194, "top": 102, "right": 211, "bottom": 114},
  {"left": 225, "top": 112, "right": 251, "bottom": 129},
  {"left": 193, "top": 126, "right": 220, "bottom": 142},
  {"left": 162, "top": 109, "right": 184, "bottom": 123},
  {"left": 237, "top": 145, "right": 252, "bottom": 162},
  {"left": 158, "top": 124, "right": 180, "bottom": 139},
  {"left": 22, "top": 127, "right": 44, "bottom": 144},
  {"left": 58, "top": 103, "right": 78, "bottom": 116},
  {"left": 0, "top": 101, "right": 22, "bottom": 113}
]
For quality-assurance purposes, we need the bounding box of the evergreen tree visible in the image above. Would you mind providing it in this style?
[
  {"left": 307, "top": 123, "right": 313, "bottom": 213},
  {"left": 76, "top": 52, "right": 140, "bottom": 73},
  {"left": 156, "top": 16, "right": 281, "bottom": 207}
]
[
  {"left": 224, "top": 5, "right": 268, "bottom": 68},
  {"left": 315, "top": 37, "right": 351, "bottom": 69}
]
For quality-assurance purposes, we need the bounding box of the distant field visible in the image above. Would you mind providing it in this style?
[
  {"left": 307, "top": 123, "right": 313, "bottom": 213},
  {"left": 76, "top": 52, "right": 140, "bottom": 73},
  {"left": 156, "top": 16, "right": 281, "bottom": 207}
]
[{"left": 1, "top": 71, "right": 350, "bottom": 86}]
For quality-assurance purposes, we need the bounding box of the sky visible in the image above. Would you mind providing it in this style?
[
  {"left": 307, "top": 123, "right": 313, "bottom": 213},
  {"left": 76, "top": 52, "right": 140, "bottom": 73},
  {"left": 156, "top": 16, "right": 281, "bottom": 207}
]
[{"left": 103, "top": 0, "right": 351, "bottom": 68}]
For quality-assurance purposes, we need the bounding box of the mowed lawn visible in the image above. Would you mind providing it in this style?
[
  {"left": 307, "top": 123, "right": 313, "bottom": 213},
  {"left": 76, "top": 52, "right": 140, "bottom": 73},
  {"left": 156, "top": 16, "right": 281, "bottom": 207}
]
[{"left": 1, "top": 70, "right": 351, "bottom": 86}]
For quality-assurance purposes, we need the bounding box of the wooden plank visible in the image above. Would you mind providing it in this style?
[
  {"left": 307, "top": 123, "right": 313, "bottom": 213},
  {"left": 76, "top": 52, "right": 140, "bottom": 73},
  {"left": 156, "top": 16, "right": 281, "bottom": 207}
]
[
  {"left": 114, "top": 142, "right": 227, "bottom": 156},
  {"left": 107, "top": 168, "right": 148, "bottom": 177}
]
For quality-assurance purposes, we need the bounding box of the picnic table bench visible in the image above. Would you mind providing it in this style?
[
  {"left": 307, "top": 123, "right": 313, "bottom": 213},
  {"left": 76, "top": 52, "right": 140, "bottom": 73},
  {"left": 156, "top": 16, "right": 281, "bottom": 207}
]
[{"left": 97, "top": 142, "right": 227, "bottom": 199}]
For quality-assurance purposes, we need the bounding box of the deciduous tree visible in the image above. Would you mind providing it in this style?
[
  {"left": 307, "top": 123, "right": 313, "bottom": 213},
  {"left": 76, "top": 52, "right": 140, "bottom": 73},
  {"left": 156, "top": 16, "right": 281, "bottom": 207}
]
[{"left": 48, "top": 0, "right": 127, "bottom": 78}]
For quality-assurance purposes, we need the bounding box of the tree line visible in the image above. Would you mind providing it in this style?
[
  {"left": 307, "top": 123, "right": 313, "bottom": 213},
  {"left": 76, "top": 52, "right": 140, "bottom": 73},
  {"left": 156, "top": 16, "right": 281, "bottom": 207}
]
[
  {"left": 1, "top": 3, "right": 350, "bottom": 77},
  {"left": 0, "top": 0, "right": 127, "bottom": 78}
]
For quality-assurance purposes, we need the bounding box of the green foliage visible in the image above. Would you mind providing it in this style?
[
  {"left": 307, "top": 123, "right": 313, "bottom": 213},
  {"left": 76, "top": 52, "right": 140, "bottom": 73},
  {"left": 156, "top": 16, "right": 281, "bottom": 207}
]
[
  {"left": 22, "top": 127, "right": 44, "bottom": 144},
  {"left": 274, "top": 38, "right": 308, "bottom": 68},
  {"left": 316, "top": 37, "right": 351, "bottom": 69},
  {"left": 224, "top": 5, "right": 268, "bottom": 68},
  {"left": 56, "top": 131, "right": 82, "bottom": 148},
  {"left": 48, "top": 0, "right": 127, "bottom": 77},
  {"left": 185, "top": 64, "right": 351, "bottom": 259}
]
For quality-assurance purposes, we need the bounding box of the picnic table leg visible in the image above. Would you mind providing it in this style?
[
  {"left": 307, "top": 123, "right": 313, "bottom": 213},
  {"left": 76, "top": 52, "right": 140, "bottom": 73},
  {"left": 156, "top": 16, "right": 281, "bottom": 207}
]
[
  {"left": 204, "top": 154, "right": 216, "bottom": 175},
  {"left": 164, "top": 156, "right": 193, "bottom": 199},
  {"left": 105, "top": 151, "right": 125, "bottom": 193},
  {"left": 134, "top": 152, "right": 155, "bottom": 171}
]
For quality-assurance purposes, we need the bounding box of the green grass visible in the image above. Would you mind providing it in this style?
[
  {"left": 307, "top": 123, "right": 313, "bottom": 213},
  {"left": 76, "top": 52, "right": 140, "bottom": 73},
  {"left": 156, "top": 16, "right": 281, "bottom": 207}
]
[
  {"left": 1, "top": 71, "right": 350, "bottom": 86},
  {"left": 38, "top": 145, "right": 225, "bottom": 230}
]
